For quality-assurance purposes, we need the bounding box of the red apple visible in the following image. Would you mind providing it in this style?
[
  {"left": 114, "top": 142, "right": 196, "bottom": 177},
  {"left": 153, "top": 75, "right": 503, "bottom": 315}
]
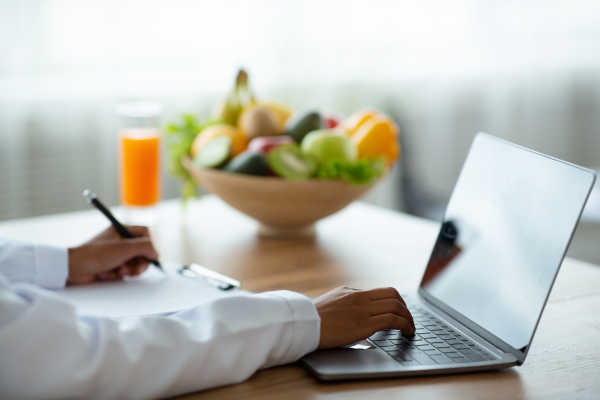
[
  {"left": 248, "top": 135, "right": 295, "bottom": 154},
  {"left": 321, "top": 111, "right": 344, "bottom": 129}
]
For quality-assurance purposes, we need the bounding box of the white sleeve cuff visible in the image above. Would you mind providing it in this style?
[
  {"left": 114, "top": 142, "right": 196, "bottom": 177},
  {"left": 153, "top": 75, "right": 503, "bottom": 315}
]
[
  {"left": 32, "top": 244, "right": 69, "bottom": 290},
  {"left": 264, "top": 290, "right": 321, "bottom": 364},
  {"left": 0, "top": 240, "right": 68, "bottom": 289}
]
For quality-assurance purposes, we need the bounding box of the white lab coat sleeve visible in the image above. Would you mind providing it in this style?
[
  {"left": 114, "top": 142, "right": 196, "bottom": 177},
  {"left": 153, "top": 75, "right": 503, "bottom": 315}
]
[
  {"left": 0, "top": 274, "right": 321, "bottom": 400},
  {"left": 0, "top": 239, "right": 68, "bottom": 289}
]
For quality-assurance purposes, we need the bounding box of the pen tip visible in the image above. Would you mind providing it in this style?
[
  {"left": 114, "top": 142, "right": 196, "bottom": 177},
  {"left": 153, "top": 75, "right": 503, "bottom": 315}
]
[{"left": 154, "top": 261, "right": 166, "bottom": 275}]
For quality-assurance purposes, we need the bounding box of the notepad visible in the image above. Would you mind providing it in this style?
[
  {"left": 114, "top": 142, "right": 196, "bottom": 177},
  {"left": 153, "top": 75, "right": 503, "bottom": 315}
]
[{"left": 59, "top": 263, "right": 243, "bottom": 318}]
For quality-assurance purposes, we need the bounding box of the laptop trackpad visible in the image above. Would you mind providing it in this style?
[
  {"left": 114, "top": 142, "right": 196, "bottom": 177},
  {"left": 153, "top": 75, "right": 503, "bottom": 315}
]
[{"left": 303, "top": 348, "right": 402, "bottom": 375}]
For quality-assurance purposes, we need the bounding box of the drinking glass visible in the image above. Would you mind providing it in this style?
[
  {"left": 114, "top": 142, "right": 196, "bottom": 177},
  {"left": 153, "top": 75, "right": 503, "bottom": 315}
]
[{"left": 116, "top": 101, "right": 162, "bottom": 225}]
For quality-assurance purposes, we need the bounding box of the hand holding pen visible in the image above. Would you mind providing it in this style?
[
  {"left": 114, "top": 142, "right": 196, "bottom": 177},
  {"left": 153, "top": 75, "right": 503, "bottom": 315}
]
[
  {"left": 67, "top": 223, "right": 160, "bottom": 284},
  {"left": 76, "top": 190, "right": 164, "bottom": 278}
]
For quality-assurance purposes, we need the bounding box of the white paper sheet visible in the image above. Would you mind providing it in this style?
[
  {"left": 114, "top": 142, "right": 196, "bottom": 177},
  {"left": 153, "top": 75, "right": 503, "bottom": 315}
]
[{"left": 58, "top": 263, "right": 243, "bottom": 318}]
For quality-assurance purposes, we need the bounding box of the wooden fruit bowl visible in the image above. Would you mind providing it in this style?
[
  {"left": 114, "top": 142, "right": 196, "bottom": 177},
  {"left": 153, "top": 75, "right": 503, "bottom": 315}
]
[{"left": 182, "top": 157, "right": 373, "bottom": 238}]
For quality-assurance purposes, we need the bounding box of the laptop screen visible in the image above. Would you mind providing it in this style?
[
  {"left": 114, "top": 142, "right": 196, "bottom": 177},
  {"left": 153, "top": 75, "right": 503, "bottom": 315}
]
[{"left": 420, "top": 133, "right": 594, "bottom": 352}]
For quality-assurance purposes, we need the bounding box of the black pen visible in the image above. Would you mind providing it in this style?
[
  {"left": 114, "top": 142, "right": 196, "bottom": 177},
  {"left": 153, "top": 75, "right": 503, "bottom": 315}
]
[{"left": 83, "top": 189, "right": 164, "bottom": 273}]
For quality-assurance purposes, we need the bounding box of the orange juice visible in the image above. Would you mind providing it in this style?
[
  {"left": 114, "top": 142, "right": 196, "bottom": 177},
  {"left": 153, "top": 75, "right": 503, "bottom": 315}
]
[{"left": 118, "top": 128, "right": 161, "bottom": 207}]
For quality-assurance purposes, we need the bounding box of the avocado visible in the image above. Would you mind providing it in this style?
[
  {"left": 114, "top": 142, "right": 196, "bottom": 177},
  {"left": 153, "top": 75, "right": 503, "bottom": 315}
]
[
  {"left": 193, "top": 136, "right": 232, "bottom": 168},
  {"left": 285, "top": 111, "right": 322, "bottom": 143},
  {"left": 267, "top": 144, "right": 317, "bottom": 180},
  {"left": 223, "top": 151, "right": 269, "bottom": 176}
]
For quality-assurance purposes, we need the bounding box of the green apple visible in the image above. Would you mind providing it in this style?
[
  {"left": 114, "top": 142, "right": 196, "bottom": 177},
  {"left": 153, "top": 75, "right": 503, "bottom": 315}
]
[{"left": 301, "top": 130, "right": 357, "bottom": 166}]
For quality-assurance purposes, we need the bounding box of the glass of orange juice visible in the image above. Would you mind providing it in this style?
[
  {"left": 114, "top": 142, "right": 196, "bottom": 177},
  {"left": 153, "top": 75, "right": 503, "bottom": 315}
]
[{"left": 116, "top": 101, "right": 162, "bottom": 225}]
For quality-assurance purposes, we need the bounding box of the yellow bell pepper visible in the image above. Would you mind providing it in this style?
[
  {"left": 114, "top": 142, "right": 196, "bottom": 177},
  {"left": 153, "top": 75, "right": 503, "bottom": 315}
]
[
  {"left": 350, "top": 114, "right": 400, "bottom": 166},
  {"left": 337, "top": 109, "right": 379, "bottom": 137}
]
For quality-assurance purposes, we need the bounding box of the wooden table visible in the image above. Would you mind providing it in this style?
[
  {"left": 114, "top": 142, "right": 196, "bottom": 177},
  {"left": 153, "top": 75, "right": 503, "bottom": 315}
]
[{"left": 1, "top": 196, "right": 599, "bottom": 400}]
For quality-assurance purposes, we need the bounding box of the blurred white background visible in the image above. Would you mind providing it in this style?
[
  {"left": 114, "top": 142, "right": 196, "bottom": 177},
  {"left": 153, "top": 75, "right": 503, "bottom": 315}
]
[{"left": 1, "top": 0, "right": 600, "bottom": 261}]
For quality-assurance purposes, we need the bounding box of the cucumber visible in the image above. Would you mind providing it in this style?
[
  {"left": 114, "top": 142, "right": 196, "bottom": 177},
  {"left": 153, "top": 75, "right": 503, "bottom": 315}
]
[
  {"left": 267, "top": 144, "right": 316, "bottom": 180},
  {"left": 193, "top": 136, "right": 232, "bottom": 168},
  {"left": 223, "top": 152, "right": 269, "bottom": 176}
]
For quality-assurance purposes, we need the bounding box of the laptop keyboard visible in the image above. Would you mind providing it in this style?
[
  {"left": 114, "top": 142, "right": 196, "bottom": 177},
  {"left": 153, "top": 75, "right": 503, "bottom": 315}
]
[{"left": 368, "top": 306, "right": 498, "bottom": 367}]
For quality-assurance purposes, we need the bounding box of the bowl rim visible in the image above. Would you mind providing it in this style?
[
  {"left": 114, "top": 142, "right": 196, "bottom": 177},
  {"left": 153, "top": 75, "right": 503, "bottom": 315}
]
[{"left": 183, "top": 156, "right": 378, "bottom": 188}]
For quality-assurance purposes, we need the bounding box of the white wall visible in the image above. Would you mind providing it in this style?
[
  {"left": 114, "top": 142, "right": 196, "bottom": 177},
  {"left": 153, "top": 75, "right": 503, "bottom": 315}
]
[{"left": 1, "top": 0, "right": 600, "bottom": 221}]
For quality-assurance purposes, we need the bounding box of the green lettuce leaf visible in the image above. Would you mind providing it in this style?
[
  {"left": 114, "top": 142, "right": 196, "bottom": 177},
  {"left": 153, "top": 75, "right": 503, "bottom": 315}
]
[
  {"left": 164, "top": 114, "right": 205, "bottom": 203},
  {"left": 316, "top": 158, "right": 386, "bottom": 185}
]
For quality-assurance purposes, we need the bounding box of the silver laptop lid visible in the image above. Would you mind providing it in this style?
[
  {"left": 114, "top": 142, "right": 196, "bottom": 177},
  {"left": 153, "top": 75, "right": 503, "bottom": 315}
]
[{"left": 419, "top": 133, "right": 596, "bottom": 363}]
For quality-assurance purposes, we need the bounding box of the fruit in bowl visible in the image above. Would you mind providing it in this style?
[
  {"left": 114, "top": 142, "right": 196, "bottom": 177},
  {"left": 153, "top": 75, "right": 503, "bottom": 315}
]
[{"left": 165, "top": 70, "right": 401, "bottom": 238}]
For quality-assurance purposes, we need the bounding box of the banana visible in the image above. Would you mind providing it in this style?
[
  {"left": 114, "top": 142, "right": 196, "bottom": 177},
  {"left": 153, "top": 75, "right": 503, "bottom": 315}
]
[{"left": 211, "top": 69, "right": 256, "bottom": 126}]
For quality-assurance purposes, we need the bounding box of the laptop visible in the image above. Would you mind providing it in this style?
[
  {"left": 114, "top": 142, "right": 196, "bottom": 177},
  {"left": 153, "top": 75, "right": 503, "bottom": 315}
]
[{"left": 301, "top": 132, "right": 596, "bottom": 380}]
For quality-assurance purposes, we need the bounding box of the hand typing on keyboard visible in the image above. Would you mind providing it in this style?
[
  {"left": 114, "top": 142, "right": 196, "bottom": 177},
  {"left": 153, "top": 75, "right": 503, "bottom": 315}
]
[
  {"left": 368, "top": 307, "right": 498, "bottom": 366},
  {"left": 312, "top": 286, "right": 415, "bottom": 349}
]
